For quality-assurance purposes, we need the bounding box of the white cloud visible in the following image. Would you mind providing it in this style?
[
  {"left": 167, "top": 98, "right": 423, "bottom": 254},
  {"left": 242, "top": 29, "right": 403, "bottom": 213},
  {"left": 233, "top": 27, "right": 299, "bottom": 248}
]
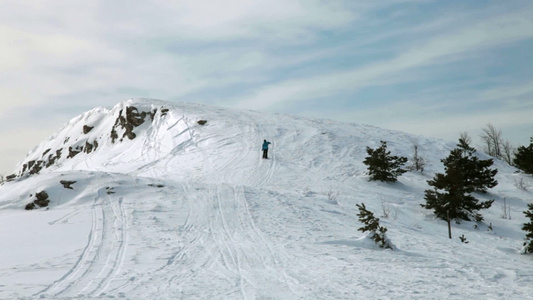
[
  {"left": 479, "top": 81, "right": 533, "bottom": 103},
  {"left": 147, "top": 0, "right": 357, "bottom": 41},
  {"left": 0, "top": 0, "right": 532, "bottom": 174}
]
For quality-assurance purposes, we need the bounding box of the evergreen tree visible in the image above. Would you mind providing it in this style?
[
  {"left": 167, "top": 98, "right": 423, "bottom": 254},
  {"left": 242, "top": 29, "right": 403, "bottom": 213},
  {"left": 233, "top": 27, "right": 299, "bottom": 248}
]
[
  {"left": 514, "top": 138, "right": 533, "bottom": 175},
  {"left": 363, "top": 141, "right": 407, "bottom": 182},
  {"left": 356, "top": 203, "right": 393, "bottom": 249},
  {"left": 522, "top": 203, "right": 533, "bottom": 254},
  {"left": 422, "top": 138, "right": 497, "bottom": 224}
]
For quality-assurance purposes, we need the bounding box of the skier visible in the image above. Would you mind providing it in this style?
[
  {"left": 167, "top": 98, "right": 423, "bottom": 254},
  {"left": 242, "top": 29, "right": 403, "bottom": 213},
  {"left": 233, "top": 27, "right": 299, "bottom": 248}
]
[{"left": 262, "top": 139, "right": 271, "bottom": 159}]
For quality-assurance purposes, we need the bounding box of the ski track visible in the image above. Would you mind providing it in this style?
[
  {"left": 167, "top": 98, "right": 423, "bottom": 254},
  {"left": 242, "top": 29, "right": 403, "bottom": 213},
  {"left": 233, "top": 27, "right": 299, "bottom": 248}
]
[
  {"left": 119, "top": 182, "right": 302, "bottom": 299},
  {"left": 34, "top": 189, "right": 127, "bottom": 298},
  {"left": 6, "top": 101, "right": 532, "bottom": 299}
]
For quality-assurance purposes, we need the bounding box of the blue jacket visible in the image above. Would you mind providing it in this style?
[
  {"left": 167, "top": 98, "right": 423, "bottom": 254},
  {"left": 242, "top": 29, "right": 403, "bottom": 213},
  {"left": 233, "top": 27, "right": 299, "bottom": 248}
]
[{"left": 262, "top": 141, "right": 271, "bottom": 150}]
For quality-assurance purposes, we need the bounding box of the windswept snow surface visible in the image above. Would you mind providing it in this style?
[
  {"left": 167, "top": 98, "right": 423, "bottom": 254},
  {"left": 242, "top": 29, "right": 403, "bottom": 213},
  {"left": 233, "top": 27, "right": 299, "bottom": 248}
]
[{"left": 1, "top": 99, "right": 532, "bottom": 299}]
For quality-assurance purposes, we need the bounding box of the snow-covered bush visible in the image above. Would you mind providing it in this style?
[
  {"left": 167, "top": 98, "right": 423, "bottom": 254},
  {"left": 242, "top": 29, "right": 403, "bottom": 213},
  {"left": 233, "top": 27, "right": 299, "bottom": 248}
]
[
  {"left": 514, "top": 177, "right": 530, "bottom": 191},
  {"left": 356, "top": 203, "right": 393, "bottom": 249},
  {"left": 326, "top": 189, "right": 339, "bottom": 205}
]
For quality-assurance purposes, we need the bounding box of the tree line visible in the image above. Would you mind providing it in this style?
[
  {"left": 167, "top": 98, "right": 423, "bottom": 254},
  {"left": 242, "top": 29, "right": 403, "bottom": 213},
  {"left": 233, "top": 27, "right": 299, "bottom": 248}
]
[{"left": 361, "top": 129, "right": 533, "bottom": 252}]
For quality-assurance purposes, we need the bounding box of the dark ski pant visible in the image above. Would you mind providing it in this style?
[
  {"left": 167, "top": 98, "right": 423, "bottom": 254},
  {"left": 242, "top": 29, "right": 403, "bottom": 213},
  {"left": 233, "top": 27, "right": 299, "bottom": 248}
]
[{"left": 262, "top": 149, "right": 268, "bottom": 159}]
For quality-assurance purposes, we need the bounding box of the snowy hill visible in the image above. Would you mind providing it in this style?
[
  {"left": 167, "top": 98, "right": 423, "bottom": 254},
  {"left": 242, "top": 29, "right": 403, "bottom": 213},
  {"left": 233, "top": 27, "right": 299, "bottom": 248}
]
[{"left": 1, "top": 99, "right": 532, "bottom": 299}]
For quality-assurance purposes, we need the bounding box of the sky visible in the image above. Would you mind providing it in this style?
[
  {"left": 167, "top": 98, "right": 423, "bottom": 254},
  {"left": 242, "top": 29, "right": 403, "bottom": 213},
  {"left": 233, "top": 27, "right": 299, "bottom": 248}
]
[{"left": 1, "top": 0, "right": 532, "bottom": 176}]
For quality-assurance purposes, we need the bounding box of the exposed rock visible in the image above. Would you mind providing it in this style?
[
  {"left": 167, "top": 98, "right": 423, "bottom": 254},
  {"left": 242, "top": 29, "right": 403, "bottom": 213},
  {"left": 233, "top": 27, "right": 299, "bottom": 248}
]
[
  {"left": 25, "top": 203, "right": 35, "bottom": 210},
  {"left": 125, "top": 130, "right": 136, "bottom": 140},
  {"left": 197, "top": 120, "right": 207, "bottom": 125},
  {"left": 60, "top": 180, "right": 77, "bottom": 189},
  {"left": 149, "top": 109, "right": 157, "bottom": 121},
  {"left": 36, "top": 191, "right": 49, "bottom": 201},
  {"left": 129, "top": 107, "right": 145, "bottom": 126},
  {"left": 148, "top": 183, "right": 165, "bottom": 188},
  {"left": 23, "top": 160, "right": 44, "bottom": 175},
  {"left": 110, "top": 106, "right": 153, "bottom": 143},
  {"left": 6, "top": 174, "right": 16, "bottom": 182},
  {"left": 33, "top": 190, "right": 50, "bottom": 207},
  {"left": 83, "top": 125, "right": 94, "bottom": 134},
  {"left": 68, "top": 146, "right": 82, "bottom": 158},
  {"left": 111, "top": 127, "right": 119, "bottom": 143},
  {"left": 31, "top": 161, "right": 43, "bottom": 174},
  {"left": 84, "top": 141, "right": 94, "bottom": 154},
  {"left": 46, "top": 149, "right": 63, "bottom": 167},
  {"left": 17, "top": 104, "right": 162, "bottom": 178},
  {"left": 84, "top": 139, "right": 100, "bottom": 154}
]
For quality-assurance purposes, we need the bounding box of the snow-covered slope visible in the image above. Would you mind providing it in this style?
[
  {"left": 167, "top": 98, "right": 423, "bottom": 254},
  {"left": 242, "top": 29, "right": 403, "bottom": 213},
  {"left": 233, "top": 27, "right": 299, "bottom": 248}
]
[{"left": 1, "top": 99, "right": 532, "bottom": 299}]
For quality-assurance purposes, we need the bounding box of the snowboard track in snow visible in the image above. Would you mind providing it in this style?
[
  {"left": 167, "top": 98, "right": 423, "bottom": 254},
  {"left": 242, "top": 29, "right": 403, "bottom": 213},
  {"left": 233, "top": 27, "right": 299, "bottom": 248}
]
[
  {"left": 3, "top": 99, "right": 532, "bottom": 299},
  {"left": 34, "top": 188, "right": 128, "bottom": 298}
]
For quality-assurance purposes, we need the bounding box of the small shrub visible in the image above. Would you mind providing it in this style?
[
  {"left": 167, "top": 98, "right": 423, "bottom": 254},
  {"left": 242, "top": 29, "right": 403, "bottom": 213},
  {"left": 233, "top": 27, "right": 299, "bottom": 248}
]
[
  {"left": 381, "top": 199, "right": 390, "bottom": 218},
  {"left": 326, "top": 189, "right": 339, "bottom": 205},
  {"left": 356, "top": 203, "right": 393, "bottom": 249},
  {"left": 501, "top": 198, "right": 511, "bottom": 220},
  {"left": 514, "top": 177, "right": 530, "bottom": 191},
  {"left": 408, "top": 143, "right": 426, "bottom": 172},
  {"left": 459, "top": 234, "right": 469, "bottom": 243},
  {"left": 522, "top": 204, "right": 533, "bottom": 254}
]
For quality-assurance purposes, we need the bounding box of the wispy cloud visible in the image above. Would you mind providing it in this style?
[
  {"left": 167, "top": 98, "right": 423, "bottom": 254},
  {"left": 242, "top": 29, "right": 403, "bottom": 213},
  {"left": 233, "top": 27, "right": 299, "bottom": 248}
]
[
  {"left": 0, "top": 0, "right": 532, "bottom": 174},
  {"left": 235, "top": 6, "right": 533, "bottom": 110}
]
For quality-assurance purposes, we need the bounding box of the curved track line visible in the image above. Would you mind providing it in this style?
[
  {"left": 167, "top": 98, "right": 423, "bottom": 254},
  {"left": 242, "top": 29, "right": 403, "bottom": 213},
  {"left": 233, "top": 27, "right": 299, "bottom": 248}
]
[
  {"left": 35, "top": 189, "right": 127, "bottom": 298},
  {"left": 33, "top": 205, "right": 99, "bottom": 297}
]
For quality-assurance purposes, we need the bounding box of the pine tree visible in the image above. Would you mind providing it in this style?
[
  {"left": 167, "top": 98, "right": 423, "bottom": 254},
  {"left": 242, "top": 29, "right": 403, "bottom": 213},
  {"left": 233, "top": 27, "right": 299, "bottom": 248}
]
[
  {"left": 356, "top": 203, "right": 393, "bottom": 249},
  {"left": 514, "top": 138, "right": 533, "bottom": 175},
  {"left": 422, "top": 138, "right": 497, "bottom": 226},
  {"left": 522, "top": 203, "right": 533, "bottom": 254},
  {"left": 363, "top": 141, "right": 407, "bottom": 182}
]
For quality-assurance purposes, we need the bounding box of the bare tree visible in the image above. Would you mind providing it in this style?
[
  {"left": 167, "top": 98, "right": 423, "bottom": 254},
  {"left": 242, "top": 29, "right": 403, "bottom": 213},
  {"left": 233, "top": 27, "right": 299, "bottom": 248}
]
[
  {"left": 408, "top": 142, "right": 426, "bottom": 172},
  {"left": 501, "top": 139, "right": 515, "bottom": 165},
  {"left": 480, "top": 123, "right": 503, "bottom": 158}
]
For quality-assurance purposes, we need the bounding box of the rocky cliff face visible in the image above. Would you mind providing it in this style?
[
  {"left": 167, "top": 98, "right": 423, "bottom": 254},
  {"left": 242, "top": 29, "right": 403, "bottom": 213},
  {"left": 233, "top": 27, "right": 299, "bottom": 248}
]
[{"left": 12, "top": 100, "right": 169, "bottom": 178}]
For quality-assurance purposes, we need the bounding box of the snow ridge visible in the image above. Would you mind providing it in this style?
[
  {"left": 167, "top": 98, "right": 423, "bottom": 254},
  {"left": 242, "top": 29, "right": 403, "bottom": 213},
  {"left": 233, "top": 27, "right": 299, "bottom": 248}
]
[{"left": 1, "top": 98, "right": 532, "bottom": 299}]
